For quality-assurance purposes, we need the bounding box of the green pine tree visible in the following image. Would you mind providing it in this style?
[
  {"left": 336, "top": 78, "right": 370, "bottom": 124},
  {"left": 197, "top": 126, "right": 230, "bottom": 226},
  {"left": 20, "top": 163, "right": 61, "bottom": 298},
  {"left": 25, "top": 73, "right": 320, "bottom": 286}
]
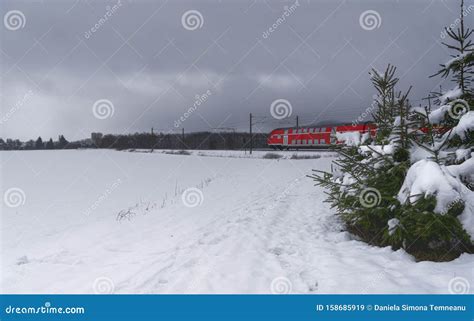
[
  {"left": 427, "top": 0, "right": 473, "bottom": 155},
  {"left": 35, "top": 136, "right": 44, "bottom": 149},
  {"left": 310, "top": 65, "right": 411, "bottom": 247}
]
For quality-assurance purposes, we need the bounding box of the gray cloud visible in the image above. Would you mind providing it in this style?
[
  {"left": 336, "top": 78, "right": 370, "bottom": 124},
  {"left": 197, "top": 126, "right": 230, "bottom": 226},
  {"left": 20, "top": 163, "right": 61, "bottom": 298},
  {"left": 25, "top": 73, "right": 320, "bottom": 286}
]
[{"left": 1, "top": 0, "right": 471, "bottom": 140}]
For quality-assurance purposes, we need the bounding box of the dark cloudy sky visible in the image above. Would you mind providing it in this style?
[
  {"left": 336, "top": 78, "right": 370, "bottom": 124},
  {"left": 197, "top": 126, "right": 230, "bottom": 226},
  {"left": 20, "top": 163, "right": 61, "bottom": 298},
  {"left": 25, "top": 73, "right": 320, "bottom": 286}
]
[{"left": 1, "top": 0, "right": 472, "bottom": 140}]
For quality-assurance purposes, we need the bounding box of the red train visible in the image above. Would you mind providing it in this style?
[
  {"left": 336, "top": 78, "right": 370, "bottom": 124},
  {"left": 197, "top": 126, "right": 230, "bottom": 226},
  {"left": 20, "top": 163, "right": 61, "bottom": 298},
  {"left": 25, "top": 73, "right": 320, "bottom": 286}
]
[{"left": 267, "top": 123, "right": 377, "bottom": 149}]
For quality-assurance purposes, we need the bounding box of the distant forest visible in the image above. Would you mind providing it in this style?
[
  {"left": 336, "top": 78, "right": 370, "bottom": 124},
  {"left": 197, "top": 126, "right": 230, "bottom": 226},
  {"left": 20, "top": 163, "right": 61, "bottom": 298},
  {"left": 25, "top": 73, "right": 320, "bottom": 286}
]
[{"left": 0, "top": 132, "right": 269, "bottom": 151}]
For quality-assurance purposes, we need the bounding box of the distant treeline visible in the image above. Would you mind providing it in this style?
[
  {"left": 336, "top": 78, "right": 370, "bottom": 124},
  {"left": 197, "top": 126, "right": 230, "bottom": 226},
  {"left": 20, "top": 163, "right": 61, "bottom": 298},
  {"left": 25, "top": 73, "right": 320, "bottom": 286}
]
[
  {"left": 0, "top": 132, "right": 269, "bottom": 151},
  {"left": 0, "top": 135, "right": 76, "bottom": 150}
]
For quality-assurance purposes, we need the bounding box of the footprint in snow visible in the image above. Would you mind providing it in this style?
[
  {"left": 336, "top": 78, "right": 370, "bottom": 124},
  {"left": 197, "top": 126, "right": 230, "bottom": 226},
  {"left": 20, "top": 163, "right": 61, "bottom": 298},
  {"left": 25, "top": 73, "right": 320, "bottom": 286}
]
[
  {"left": 236, "top": 217, "right": 253, "bottom": 224},
  {"left": 16, "top": 256, "right": 29, "bottom": 265},
  {"left": 299, "top": 270, "right": 319, "bottom": 292},
  {"left": 207, "top": 235, "right": 229, "bottom": 245},
  {"left": 269, "top": 247, "right": 284, "bottom": 256}
]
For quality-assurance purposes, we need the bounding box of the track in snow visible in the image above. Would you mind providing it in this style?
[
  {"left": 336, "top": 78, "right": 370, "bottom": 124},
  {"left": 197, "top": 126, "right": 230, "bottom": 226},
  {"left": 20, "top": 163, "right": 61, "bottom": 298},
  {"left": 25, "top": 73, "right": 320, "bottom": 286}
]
[{"left": 1, "top": 150, "right": 472, "bottom": 294}]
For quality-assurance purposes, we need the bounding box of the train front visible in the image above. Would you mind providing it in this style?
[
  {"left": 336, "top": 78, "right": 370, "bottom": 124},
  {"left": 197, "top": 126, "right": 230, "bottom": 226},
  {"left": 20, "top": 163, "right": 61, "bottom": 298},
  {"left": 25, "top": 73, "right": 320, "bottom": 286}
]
[{"left": 267, "top": 129, "right": 284, "bottom": 148}]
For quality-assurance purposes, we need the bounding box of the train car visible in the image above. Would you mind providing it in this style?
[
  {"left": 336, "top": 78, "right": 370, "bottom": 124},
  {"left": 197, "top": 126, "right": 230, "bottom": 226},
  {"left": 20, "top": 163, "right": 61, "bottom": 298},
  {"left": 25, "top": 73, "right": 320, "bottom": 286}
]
[{"left": 267, "top": 123, "right": 377, "bottom": 149}]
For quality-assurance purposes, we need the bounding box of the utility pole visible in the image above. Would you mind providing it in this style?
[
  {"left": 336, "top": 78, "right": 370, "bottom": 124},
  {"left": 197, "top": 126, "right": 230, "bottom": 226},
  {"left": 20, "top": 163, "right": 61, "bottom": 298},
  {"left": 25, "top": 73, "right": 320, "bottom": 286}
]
[
  {"left": 296, "top": 115, "right": 299, "bottom": 151},
  {"left": 151, "top": 127, "right": 155, "bottom": 153},
  {"left": 249, "top": 113, "right": 253, "bottom": 154},
  {"left": 422, "top": 95, "right": 435, "bottom": 112},
  {"left": 182, "top": 128, "right": 185, "bottom": 149}
]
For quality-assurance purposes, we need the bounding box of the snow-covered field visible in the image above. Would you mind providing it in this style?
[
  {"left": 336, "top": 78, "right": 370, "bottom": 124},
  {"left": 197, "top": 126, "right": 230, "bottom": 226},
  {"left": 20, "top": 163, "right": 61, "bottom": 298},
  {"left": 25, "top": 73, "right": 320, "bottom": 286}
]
[
  {"left": 132, "top": 148, "right": 336, "bottom": 159},
  {"left": 1, "top": 150, "right": 472, "bottom": 294}
]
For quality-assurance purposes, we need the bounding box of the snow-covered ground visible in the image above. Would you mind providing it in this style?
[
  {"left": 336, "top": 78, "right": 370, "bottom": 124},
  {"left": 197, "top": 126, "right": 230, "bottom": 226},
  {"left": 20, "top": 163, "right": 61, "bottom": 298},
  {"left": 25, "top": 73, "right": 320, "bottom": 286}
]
[
  {"left": 1, "top": 150, "right": 472, "bottom": 294},
  {"left": 131, "top": 148, "right": 337, "bottom": 159}
]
